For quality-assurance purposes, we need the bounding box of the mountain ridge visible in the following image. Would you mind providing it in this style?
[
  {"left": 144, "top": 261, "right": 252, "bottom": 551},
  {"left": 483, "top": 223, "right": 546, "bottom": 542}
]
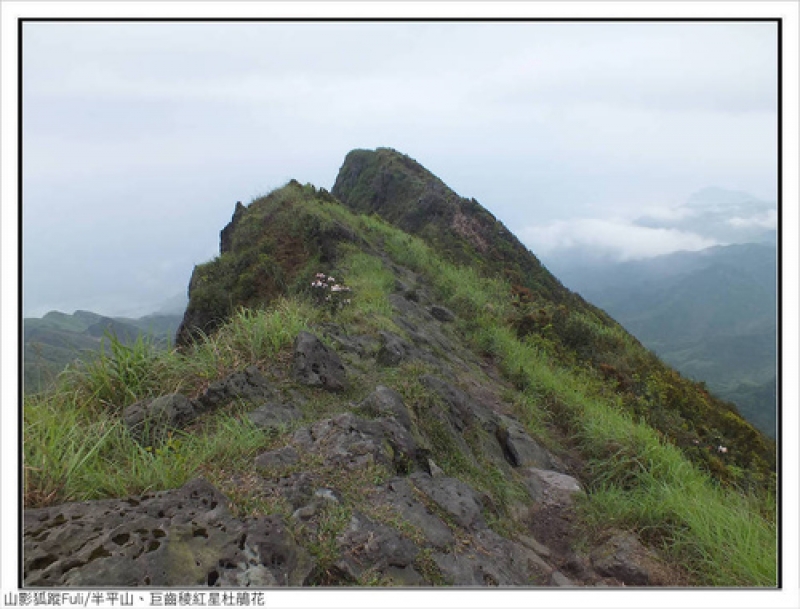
[{"left": 23, "top": 148, "right": 777, "bottom": 588}]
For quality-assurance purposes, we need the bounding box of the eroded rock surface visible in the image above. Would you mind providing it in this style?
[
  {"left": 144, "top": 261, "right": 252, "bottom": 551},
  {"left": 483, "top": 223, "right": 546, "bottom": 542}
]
[
  {"left": 23, "top": 479, "right": 312, "bottom": 587},
  {"left": 292, "top": 331, "right": 347, "bottom": 391}
]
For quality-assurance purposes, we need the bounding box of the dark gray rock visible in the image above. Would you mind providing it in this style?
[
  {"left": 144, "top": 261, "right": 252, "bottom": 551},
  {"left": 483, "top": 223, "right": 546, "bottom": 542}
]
[
  {"left": 410, "top": 474, "right": 486, "bottom": 530},
  {"left": 356, "top": 386, "right": 413, "bottom": 430},
  {"left": 197, "top": 365, "right": 274, "bottom": 412},
  {"left": 220, "top": 201, "right": 246, "bottom": 255},
  {"left": 291, "top": 413, "right": 416, "bottom": 474},
  {"left": 217, "top": 515, "right": 315, "bottom": 586},
  {"left": 122, "top": 393, "right": 197, "bottom": 446},
  {"left": 432, "top": 529, "right": 545, "bottom": 586},
  {"left": 378, "top": 478, "right": 454, "bottom": 550},
  {"left": 419, "top": 375, "right": 497, "bottom": 433},
  {"left": 495, "top": 414, "right": 556, "bottom": 469},
  {"left": 23, "top": 478, "right": 314, "bottom": 587},
  {"left": 254, "top": 446, "right": 301, "bottom": 472},
  {"left": 375, "top": 331, "right": 415, "bottom": 367},
  {"left": 590, "top": 531, "right": 667, "bottom": 586},
  {"left": 248, "top": 403, "right": 303, "bottom": 430},
  {"left": 292, "top": 332, "right": 347, "bottom": 391},
  {"left": 334, "top": 512, "right": 419, "bottom": 582},
  {"left": 429, "top": 305, "right": 455, "bottom": 322},
  {"left": 319, "top": 323, "right": 379, "bottom": 358}
]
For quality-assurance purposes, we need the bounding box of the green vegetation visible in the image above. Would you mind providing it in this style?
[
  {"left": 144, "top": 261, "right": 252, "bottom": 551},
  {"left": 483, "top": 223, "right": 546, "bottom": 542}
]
[{"left": 24, "top": 175, "right": 777, "bottom": 586}]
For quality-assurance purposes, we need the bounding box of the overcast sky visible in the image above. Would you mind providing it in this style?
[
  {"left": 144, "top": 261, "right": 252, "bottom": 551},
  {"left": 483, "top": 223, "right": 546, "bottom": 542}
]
[{"left": 21, "top": 19, "right": 779, "bottom": 318}]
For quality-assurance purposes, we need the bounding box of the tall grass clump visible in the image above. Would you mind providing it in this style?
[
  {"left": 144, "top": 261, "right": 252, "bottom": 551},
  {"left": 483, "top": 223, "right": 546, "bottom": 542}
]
[
  {"left": 61, "top": 332, "right": 164, "bottom": 413},
  {"left": 23, "top": 297, "right": 315, "bottom": 507},
  {"left": 184, "top": 297, "right": 314, "bottom": 380},
  {"left": 24, "top": 392, "right": 273, "bottom": 506}
]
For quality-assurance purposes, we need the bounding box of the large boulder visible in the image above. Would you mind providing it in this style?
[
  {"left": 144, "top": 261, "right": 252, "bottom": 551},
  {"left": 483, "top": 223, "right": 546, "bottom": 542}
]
[
  {"left": 495, "top": 414, "right": 556, "bottom": 470},
  {"left": 334, "top": 512, "right": 420, "bottom": 582},
  {"left": 292, "top": 332, "right": 347, "bottom": 391},
  {"left": 376, "top": 478, "right": 455, "bottom": 550},
  {"left": 409, "top": 473, "right": 487, "bottom": 531}
]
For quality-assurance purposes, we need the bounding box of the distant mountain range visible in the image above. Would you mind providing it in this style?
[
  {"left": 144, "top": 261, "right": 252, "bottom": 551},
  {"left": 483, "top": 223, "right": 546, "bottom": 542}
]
[
  {"left": 24, "top": 310, "right": 182, "bottom": 394},
  {"left": 548, "top": 241, "right": 777, "bottom": 437}
]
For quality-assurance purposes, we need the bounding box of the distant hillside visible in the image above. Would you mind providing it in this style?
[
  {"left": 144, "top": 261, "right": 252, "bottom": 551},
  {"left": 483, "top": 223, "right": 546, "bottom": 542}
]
[
  {"left": 550, "top": 243, "right": 777, "bottom": 437},
  {"left": 24, "top": 310, "right": 182, "bottom": 393}
]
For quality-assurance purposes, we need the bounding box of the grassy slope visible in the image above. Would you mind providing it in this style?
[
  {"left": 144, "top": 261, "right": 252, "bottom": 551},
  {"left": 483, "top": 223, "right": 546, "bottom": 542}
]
[
  {"left": 331, "top": 148, "right": 775, "bottom": 483},
  {"left": 24, "top": 181, "right": 777, "bottom": 586}
]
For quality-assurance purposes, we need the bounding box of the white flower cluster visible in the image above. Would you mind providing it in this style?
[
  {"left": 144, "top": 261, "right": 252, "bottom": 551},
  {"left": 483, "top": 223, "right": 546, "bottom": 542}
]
[{"left": 311, "top": 272, "right": 351, "bottom": 309}]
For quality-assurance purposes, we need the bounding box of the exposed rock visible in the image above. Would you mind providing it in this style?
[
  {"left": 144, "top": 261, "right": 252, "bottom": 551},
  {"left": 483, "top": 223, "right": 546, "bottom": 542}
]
[
  {"left": 292, "top": 332, "right": 347, "bottom": 391},
  {"left": 291, "top": 413, "right": 417, "bottom": 474},
  {"left": 216, "top": 515, "right": 315, "bottom": 587},
  {"left": 375, "top": 331, "right": 416, "bottom": 367},
  {"left": 410, "top": 473, "right": 486, "bottom": 530},
  {"left": 427, "top": 459, "right": 445, "bottom": 478},
  {"left": 377, "top": 478, "right": 455, "bottom": 550},
  {"left": 122, "top": 393, "right": 197, "bottom": 446},
  {"left": 254, "top": 446, "right": 301, "bottom": 472},
  {"left": 432, "top": 529, "right": 545, "bottom": 586},
  {"left": 495, "top": 414, "right": 556, "bottom": 470},
  {"left": 248, "top": 403, "right": 303, "bottom": 430},
  {"left": 220, "top": 201, "right": 246, "bottom": 254},
  {"left": 429, "top": 305, "right": 455, "bottom": 322},
  {"left": 23, "top": 478, "right": 314, "bottom": 587},
  {"left": 196, "top": 365, "right": 274, "bottom": 412},
  {"left": 590, "top": 531, "right": 669, "bottom": 586},
  {"left": 521, "top": 468, "right": 583, "bottom": 507},
  {"left": 356, "top": 386, "right": 413, "bottom": 430},
  {"left": 419, "top": 375, "right": 497, "bottom": 432},
  {"left": 335, "top": 512, "right": 419, "bottom": 582},
  {"left": 319, "top": 323, "right": 379, "bottom": 358},
  {"left": 550, "top": 571, "right": 576, "bottom": 587}
]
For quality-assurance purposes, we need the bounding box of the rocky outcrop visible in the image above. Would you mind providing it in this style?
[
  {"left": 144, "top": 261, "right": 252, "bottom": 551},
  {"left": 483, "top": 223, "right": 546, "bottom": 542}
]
[
  {"left": 121, "top": 365, "right": 276, "bottom": 447},
  {"left": 292, "top": 331, "right": 347, "bottom": 392},
  {"left": 220, "top": 201, "right": 246, "bottom": 254},
  {"left": 23, "top": 478, "right": 313, "bottom": 587}
]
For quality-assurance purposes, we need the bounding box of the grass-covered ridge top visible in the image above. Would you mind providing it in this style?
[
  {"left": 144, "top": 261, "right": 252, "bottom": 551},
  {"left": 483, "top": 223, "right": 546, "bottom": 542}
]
[{"left": 175, "top": 158, "right": 774, "bottom": 487}]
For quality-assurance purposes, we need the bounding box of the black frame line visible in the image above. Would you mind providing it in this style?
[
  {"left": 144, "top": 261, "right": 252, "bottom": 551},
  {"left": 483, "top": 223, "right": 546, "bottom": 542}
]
[{"left": 16, "top": 14, "right": 785, "bottom": 592}]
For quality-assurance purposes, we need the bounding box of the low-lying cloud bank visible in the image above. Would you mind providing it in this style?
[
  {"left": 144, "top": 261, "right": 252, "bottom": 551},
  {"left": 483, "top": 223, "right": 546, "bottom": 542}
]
[
  {"left": 518, "top": 218, "right": 718, "bottom": 261},
  {"left": 518, "top": 187, "right": 776, "bottom": 262}
]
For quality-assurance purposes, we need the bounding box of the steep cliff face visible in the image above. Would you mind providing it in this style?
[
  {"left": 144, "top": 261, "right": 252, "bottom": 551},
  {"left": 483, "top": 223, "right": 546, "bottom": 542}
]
[{"left": 23, "top": 149, "right": 777, "bottom": 588}]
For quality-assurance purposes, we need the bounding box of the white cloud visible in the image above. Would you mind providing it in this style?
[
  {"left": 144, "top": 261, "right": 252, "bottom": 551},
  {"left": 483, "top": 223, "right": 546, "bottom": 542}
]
[
  {"left": 727, "top": 209, "right": 777, "bottom": 229},
  {"left": 519, "top": 218, "right": 719, "bottom": 261}
]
